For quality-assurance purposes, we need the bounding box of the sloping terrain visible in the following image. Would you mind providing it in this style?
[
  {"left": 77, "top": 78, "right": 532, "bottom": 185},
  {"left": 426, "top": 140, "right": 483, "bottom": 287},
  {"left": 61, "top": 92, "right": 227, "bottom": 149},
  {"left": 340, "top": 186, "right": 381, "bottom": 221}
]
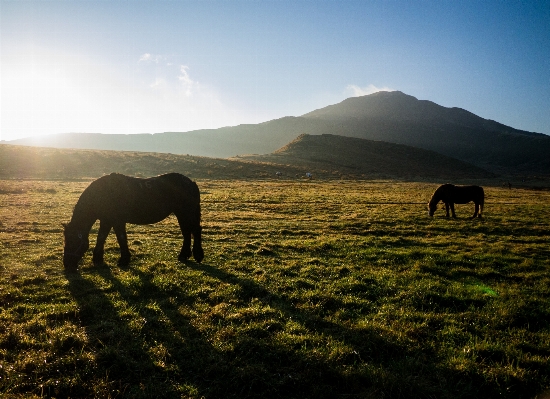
[
  {"left": 4, "top": 118, "right": 328, "bottom": 160},
  {"left": 5, "top": 91, "right": 550, "bottom": 176},
  {"left": 0, "top": 144, "right": 305, "bottom": 181},
  {"left": 240, "top": 134, "right": 495, "bottom": 180},
  {"left": 0, "top": 141, "right": 493, "bottom": 182},
  {"left": 301, "top": 91, "right": 550, "bottom": 175}
]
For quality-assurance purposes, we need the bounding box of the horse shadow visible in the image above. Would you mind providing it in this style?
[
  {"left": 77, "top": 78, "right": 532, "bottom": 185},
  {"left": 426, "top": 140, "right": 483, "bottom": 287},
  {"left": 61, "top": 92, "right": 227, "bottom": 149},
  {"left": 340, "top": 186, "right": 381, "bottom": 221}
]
[{"left": 64, "top": 258, "right": 531, "bottom": 398}]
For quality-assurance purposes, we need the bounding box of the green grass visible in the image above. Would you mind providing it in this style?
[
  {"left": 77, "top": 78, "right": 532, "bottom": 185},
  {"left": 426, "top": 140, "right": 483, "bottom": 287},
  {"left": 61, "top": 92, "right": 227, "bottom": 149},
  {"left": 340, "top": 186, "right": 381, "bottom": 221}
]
[{"left": 1, "top": 179, "right": 549, "bottom": 398}]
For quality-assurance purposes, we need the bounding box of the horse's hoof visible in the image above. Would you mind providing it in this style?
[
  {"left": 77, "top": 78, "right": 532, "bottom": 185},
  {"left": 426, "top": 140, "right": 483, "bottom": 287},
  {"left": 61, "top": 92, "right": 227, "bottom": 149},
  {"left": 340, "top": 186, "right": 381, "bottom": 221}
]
[
  {"left": 118, "top": 257, "right": 130, "bottom": 267},
  {"left": 193, "top": 247, "right": 204, "bottom": 263}
]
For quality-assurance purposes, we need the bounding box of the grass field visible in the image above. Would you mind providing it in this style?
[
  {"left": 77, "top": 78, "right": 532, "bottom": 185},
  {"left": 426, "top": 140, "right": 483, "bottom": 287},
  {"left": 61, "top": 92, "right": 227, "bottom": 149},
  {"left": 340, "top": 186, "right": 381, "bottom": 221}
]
[{"left": 1, "top": 178, "right": 549, "bottom": 398}]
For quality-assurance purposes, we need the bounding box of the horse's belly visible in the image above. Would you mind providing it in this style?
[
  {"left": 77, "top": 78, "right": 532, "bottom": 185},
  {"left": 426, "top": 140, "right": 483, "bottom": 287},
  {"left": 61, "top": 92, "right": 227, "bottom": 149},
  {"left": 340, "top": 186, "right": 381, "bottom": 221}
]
[{"left": 126, "top": 210, "right": 172, "bottom": 225}]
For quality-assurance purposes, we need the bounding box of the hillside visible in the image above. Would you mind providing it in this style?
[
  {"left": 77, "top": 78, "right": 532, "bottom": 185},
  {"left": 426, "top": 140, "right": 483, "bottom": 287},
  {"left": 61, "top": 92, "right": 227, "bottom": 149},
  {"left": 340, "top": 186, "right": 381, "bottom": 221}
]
[
  {"left": 5, "top": 91, "right": 550, "bottom": 176},
  {"left": 4, "top": 118, "right": 328, "bottom": 160},
  {"left": 240, "top": 134, "right": 495, "bottom": 180},
  {"left": 0, "top": 144, "right": 299, "bottom": 181},
  {"left": 301, "top": 91, "right": 550, "bottom": 175},
  {"left": 0, "top": 141, "right": 493, "bottom": 182}
]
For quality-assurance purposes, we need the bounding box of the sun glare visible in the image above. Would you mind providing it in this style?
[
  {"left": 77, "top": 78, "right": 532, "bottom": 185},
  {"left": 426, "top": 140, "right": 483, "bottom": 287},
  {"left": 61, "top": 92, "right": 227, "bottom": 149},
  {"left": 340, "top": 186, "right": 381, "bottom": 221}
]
[{"left": 1, "top": 50, "right": 256, "bottom": 141}]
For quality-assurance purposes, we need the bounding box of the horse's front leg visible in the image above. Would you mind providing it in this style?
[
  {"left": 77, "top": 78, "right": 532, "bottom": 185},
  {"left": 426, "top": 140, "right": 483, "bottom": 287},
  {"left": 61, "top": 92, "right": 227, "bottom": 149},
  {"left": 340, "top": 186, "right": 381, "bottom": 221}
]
[
  {"left": 93, "top": 221, "right": 112, "bottom": 266},
  {"left": 113, "top": 223, "right": 131, "bottom": 266},
  {"left": 445, "top": 203, "right": 450, "bottom": 217},
  {"left": 450, "top": 203, "right": 457, "bottom": 218},
  {"left": 180, "top": 232, "right": 193, "bottom": 262}
]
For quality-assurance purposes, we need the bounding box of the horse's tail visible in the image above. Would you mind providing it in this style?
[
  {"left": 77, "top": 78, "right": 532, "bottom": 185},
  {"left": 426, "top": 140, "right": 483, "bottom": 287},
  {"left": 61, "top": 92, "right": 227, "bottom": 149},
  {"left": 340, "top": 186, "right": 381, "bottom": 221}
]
[
  {"left": 192, "top": 181, "right": 201, "bottom": 222},
  {"left": 184, "top": 179, "right": 201, "bottom": 229},
  {"left": 479, "top": 187, "right": 485, "bottom": 215},
  {"left": 189, "top": 180, "right": 204, "bottom": 262}
]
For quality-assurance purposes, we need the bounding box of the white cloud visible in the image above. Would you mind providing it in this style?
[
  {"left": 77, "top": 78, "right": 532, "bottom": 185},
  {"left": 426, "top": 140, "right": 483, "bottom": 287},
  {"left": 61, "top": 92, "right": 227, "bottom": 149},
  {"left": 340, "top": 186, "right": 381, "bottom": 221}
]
[
  {"left": 178, "top": 65, "right": 195, "bottom": 97},
  {"left": 149, "top": 77, "right": 167, "bottom": 90},
  {"left": 346, "top": 84, "right": 394, "bottom": 97},
  {"left": 139, "top": 53, "right": 152, "bottom": 62},
  {"left": 138, "top": 53, "right": 163, "bottom": 63}
]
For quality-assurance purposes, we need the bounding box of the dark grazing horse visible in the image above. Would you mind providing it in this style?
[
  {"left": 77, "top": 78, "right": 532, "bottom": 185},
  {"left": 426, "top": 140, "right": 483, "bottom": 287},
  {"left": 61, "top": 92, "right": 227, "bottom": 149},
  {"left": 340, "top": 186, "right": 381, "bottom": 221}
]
[
  {"left": 63, "top": 173, "right": 204, "bottom": 269},
  {"left": 428, "top": 184, "right": 484, "bottom": 218}
]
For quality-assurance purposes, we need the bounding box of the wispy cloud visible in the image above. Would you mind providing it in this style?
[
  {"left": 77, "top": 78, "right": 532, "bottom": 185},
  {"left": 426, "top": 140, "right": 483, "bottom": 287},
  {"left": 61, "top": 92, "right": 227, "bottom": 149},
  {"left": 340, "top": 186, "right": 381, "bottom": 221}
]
[
  {"left": 139, "top": 53, "right": 151, "bottom": 62},
  {"left": 132, "top": 55, "right": 247, "bottom": 132},
  {"left": 178, "top": 65, "right": 195, "bottom": 97},
  {"left": 139, "top": 53, "right": 163, "bottom": 63},
  {"left": 346, "top": 84, "right": 394, "bottom": 97},
  {"left": 149, "top": 77, "right": 167, "bottom": 90}
]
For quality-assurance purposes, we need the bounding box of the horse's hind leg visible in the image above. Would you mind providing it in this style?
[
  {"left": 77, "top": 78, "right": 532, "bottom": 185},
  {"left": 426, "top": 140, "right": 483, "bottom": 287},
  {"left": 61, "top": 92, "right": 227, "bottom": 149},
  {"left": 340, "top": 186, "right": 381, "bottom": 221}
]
[
  {"left": 93, "top": 221, "right": 112, "bottom": 265},
  {"left": 113, "top": 223, "right": 131, "bottom": 266},
  {"left": 176, "top": 214, "right": 204, "bottom": 263},
  {"left": 472, "top": 203, "right": 479, "bottom": 218},
  {"left": 176, "top": 215, "right": 192, "bottom": 262},
  {"left": 479, "top": 200, "right": 484, "bottom": 218}
]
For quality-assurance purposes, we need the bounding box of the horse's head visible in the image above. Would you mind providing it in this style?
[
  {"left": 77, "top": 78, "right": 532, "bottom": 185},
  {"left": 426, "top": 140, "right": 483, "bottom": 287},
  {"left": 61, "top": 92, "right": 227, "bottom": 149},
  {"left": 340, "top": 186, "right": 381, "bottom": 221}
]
[
  {"left": 428, "top": 199, "right": 438, "bottom": 217},
  {"left": 62, "top": 223, "right": 89, "bottom": 269}
]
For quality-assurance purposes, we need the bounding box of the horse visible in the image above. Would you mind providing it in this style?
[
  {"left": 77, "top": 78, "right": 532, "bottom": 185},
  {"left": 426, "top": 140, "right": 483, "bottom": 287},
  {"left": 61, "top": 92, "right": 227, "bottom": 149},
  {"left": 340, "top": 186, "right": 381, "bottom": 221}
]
[
  {"left": 428, "top": 184, "right": 484, "bottom": 218},
  {"left": 63, "top": 173, "right": 204, "bottom": 269}
]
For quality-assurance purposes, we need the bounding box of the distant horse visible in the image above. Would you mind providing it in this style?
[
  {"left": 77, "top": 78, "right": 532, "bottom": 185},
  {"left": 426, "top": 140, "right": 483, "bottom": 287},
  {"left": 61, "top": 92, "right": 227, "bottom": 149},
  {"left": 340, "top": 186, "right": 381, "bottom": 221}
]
[
  {"left": 428, "top": 184, "right": 484, "bottom": 218},
  {"left": 63, "top": 173, "right": 204, "bottom": 269}
]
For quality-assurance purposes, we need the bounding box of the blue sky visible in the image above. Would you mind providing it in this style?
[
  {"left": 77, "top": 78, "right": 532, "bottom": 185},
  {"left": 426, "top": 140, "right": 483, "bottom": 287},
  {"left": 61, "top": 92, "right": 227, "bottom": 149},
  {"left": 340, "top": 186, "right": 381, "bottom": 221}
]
[{"left": 1, "top": 0, "right": 549, "bottom": 141}]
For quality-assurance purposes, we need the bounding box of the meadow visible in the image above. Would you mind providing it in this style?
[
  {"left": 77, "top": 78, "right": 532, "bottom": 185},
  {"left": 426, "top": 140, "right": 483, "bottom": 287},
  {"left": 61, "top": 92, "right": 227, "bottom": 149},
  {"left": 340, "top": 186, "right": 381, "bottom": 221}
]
[{"left": 0, "top": 178, "right": 549, "bottom": 398}]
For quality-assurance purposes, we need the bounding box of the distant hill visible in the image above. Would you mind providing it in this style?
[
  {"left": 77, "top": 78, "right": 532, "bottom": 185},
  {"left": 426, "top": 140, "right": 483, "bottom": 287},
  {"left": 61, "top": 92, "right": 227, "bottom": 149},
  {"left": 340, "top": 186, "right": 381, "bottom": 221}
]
[
  {"left": 4, "top": 118, "right": 326, "bottom": 159},
  {"left": 0, "top": 144, "right": 302, "bottom": 181},
  {"left": 241, "top": 134, "right": 495, "bottom": 180},
  {"left": 5, "top": 91, "right": 550, "bottom": 176},
  {"left": 0, "top": 140, "right": 493, "bottom": 182}
]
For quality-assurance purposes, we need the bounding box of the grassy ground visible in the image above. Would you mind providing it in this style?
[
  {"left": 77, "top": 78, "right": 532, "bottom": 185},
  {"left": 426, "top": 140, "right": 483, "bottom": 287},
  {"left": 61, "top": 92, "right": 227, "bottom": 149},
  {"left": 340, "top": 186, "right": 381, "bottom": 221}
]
[{"left": 0, "top": 179, "right": 549, "bottom": 398}]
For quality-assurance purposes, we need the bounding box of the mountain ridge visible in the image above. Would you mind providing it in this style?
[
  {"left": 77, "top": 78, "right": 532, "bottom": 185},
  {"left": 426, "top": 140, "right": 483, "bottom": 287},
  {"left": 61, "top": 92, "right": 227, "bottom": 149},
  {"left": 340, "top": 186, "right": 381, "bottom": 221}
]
[{"left": 4, "top": 91, "right": 549, "bottom": 176}]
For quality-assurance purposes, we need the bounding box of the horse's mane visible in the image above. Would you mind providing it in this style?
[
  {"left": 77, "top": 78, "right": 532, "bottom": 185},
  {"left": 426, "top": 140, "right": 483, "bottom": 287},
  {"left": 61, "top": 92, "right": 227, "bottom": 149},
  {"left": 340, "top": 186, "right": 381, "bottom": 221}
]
[{"left": 428, "top": 186, "right": 443, "bottom": 207}]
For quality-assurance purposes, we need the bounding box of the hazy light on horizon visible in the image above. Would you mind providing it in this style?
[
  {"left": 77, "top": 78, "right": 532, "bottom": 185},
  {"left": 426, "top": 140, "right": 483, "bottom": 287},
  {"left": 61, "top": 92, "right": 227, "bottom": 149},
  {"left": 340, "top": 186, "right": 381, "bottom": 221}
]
[
  {"left": 1, "top": 47, "right": 383, "bottom": 141},
  {"left": 1, "top": 0, "right": 549, "bottom": 141},
  {"left": 1, "top": 49, "right": 268, "bottom": 140}
]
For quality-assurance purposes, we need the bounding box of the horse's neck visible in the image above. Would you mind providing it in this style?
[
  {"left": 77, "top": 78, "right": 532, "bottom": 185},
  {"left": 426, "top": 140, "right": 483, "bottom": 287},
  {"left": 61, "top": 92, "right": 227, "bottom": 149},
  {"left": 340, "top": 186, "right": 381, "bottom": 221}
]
[{"left": 70, "top": 199, "right": 96, "bottom": 234}]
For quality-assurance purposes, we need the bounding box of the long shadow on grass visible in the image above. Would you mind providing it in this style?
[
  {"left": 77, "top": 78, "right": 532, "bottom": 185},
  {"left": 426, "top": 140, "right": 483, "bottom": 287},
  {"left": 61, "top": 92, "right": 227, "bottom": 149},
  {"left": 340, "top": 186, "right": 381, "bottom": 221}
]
[
  {"left": 188, "top": 262, "right": 550, "bottom": 399},
  {"left": 184, "top": 262, "right": 473, "bottom": 399},
  {"left": 65, "top": 259, "right": 540, "bottom": 399},
  {"left": 65, "top": 266, "right": 189, "bottom": 397},
  {"left": 125, "top": 264, "right": 388, "bottom": 398},
  {"left": 66, "top": 260, "right": 433, "bottom": 398}
]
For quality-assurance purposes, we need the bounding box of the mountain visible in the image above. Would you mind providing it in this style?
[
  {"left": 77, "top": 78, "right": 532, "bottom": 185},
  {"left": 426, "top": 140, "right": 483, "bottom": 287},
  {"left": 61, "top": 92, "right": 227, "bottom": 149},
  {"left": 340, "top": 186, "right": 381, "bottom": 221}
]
[
  {"left": 301, "top": 91, "right": 550, "bottom": 175},
  {"left": 240, "top": 134, "right": 495, "bottom": 180},
  {"left": 5, "top": 91, "right": 550, "bottom": 176}
]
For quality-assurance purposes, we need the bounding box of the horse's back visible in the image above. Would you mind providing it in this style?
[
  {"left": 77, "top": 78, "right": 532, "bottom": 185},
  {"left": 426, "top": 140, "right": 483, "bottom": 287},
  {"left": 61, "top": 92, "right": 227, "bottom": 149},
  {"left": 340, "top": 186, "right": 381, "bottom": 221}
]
[
  {"left": 450, "top": 184, "right": 484, "bottom": 204},
  {"left": 80, "top": 173, "right": 199, "bottom": 225},
  {"left": 102, "top": 173, "right": 197, "bottom": 196}
]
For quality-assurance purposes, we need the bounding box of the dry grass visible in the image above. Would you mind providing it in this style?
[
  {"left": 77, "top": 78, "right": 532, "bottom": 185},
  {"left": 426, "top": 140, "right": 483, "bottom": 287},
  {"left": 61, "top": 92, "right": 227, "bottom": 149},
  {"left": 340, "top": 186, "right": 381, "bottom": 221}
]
[{"left": 1, "top": 179, "right": 549, "bottom": 398}]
